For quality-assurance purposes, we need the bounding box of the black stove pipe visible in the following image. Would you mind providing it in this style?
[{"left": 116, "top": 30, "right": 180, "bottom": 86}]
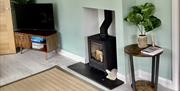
[{"left": 100, "top": 10, "right": 113, "bottom": 39}]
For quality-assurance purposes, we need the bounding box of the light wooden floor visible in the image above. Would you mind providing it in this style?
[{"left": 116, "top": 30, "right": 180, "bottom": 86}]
[{"left": 0, "top": 50, "right": 174, "bottom": 91}]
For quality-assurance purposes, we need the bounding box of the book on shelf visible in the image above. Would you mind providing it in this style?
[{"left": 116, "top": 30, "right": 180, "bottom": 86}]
[
  {"left": 31, "top": 36, "right": 45, "bottom": 43},
  {"left": 141, "top": 46, "right": 163, "bottom": 56}
]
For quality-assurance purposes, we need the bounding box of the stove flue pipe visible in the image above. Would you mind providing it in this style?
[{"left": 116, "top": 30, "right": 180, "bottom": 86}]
[{"left": 100, "top": 10, "right": 112, "bottom": 39}]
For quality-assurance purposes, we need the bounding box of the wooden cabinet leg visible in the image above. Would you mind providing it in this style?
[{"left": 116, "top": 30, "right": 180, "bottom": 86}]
[
  {"left": 20, "top": 47, "right": 23, "bottom": 54},
  {"left": 55, "top": 49, "right": 58, "bottom": 54},
  {"left": 45, "top": 52, "right": 48, "bottom": 60}
]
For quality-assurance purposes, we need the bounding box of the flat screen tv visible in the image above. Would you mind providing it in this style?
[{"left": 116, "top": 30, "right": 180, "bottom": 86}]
[{"left": 14, "top": 4, "right": 55, "bottom": 31}]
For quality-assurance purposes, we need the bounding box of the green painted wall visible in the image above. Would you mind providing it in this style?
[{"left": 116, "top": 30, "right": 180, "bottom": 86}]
[{"left": 36, "top": 0, "right": 172, "bottom": 80}]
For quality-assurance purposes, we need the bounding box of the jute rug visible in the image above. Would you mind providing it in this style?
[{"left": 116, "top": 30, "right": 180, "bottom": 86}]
[{"left": 0, "top": 66, "right": 101, "bottom": 91}]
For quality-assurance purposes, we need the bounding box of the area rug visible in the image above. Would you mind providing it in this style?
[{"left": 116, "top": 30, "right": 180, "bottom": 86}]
[{"left": 0, "top": 66, "right": 101, "bottom": 91}]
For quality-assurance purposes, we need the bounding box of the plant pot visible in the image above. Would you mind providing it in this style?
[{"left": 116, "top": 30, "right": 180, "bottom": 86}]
[{"left": 137, "top": 35, "right": 148, "bottom": 48}]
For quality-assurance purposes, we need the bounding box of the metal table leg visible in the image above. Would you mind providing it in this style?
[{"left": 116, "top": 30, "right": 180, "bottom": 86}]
[
  {"left": 154, "top": 55, "right": 160, "bottom": 91},
  {"left": 151, "top": 56, "right": 156, "bottom": 84},
  {"left": 129, "top": 55, "right": 136, "bottom": 91}
]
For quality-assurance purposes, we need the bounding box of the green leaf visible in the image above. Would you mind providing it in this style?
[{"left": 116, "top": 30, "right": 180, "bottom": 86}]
[
  {"left": 134, "top": 13, "right": 143, "bottom": 23},
  {"left": 132, "top": 6, "right": 141, "bottom": 13},
  {"left": 141, "top": 19, "right": 153, "bottom": 32},
  {"left": 142, "top": 3, "right": 155, "bottom": 18},
  {"left": 149, "top": 16, "right": 161, "bottom": 29},
  {"left": 124, "top": 12, "right": 143, "bottom": 25}
]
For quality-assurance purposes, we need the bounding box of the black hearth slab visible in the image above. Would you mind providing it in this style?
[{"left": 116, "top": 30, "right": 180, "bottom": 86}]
[{"left": 68, "top": 62, "right": 124, "bottom": 90}]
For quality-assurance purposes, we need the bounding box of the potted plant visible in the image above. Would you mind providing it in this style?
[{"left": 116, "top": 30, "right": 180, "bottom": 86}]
[{"left": 124, "top": 3, "right": 161, "bottom": 48}]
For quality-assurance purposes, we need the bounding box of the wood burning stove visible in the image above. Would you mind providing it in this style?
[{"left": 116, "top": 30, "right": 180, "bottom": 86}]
[
  {"left": 87, "top": 10, "right": 117, "bottom": 72},
  {"left": 88, "top": 34, "right": 117, "bottom": 72}
]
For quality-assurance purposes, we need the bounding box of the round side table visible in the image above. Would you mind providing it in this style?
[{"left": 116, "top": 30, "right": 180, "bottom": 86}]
[{"left": 124, "top": 44, "right": 163, "bottom": 91}]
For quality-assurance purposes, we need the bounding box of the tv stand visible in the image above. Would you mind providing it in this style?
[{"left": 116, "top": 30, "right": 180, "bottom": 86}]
[{"left": 14, "top": 30, "right": 58, "bottom": 59}]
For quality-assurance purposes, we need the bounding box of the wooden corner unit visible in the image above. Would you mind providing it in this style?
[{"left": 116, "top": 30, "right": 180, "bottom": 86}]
[{"left": 14, "top": 30, "right": 58, "bottom": 59}]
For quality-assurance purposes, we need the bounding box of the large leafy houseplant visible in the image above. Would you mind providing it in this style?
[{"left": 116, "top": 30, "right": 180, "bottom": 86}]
[
  {"left": 124, "top": 3, "right": 161, "bottom": 34},
  {"left": 124, "top": 3, "right": 161, "bottom": 48}
]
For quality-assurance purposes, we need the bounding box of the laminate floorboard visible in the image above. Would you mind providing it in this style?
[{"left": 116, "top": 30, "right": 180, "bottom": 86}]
[{"left": 0, "top": 50, "right": 173, "bottom": 91}]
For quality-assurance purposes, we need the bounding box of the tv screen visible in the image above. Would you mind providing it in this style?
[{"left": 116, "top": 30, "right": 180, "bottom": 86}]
[{"left": 14, "top": 4, "right": 55, "bottom": 30}]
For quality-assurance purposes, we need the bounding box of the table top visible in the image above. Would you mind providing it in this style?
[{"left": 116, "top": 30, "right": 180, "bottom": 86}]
[
  {"left": 124, "top": 44, "right": 163, "bottom": 57},
  {"left": 15, "top": 30, "right": 57, "bottom": 36}
]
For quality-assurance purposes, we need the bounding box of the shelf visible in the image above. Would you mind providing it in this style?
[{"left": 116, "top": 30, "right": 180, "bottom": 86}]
[
  {"left": 15, "top": 30, "right": 56, "bottom": 36},
  {"left": 135, "top": 80, "right": 155, "bottom": 91}
]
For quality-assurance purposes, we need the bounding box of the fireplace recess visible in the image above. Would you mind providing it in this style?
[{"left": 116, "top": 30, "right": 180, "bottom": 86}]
[{"left": 68, "top": 9, "right": 124, "bottom": 90}]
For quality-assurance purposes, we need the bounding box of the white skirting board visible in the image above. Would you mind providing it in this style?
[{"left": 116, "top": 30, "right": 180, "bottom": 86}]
[
  {"left": 59, "top": 50, "right": 86, "bottom": 63},
  {"left": 117, "top": 70, "right": 174, "bottom": 90},
  {"left": 117, "top": 72, "right": 126, "bottom": 83},
  {"left": 58, "top": 50, "right": 175, "bottom": 90},
  {"left": 138, "top": 70, "right": 173, "bottom": 90}
]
